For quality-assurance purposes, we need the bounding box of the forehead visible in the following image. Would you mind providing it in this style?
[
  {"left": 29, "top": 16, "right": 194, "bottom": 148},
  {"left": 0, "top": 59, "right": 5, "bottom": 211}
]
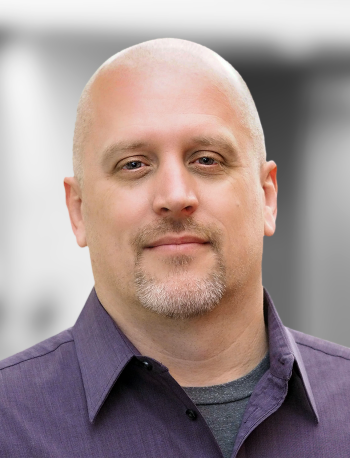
[
  {"left": 93, "top": 62, "right": 235, "bottom": 111},
  {"left": 85, "top": 63, "right": 251, "bottom": 160}
]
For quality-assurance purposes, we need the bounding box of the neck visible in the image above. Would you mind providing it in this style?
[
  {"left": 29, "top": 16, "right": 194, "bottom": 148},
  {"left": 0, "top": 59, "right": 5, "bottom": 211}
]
[{"left": 97, "top": 284, "right": 268, "bottom": 387}]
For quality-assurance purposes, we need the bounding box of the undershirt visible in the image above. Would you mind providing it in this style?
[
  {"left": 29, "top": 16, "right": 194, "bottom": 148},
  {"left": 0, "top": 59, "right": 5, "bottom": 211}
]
[{"left": 183, "top": 353, "right": 270, "bottom": 458}]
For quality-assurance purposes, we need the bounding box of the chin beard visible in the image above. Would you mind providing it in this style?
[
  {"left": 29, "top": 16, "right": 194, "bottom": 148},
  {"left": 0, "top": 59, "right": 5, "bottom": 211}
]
[
  {"left": 134, "top": 255, "right": 226, "bottom": 320},
  {"left": 131, "top": 217, "right": 227, "bottom": 319}
]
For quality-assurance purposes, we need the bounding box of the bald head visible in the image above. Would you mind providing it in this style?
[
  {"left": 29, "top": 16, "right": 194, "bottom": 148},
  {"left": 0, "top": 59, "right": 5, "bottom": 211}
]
[{"left": 73, "top": 38, "right": 265, "bottom": 185}]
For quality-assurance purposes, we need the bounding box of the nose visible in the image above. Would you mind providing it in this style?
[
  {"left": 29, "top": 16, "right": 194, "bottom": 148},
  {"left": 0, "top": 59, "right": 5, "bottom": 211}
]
[{"left": 152, "top": 160, "right": 199, "bottom": 218}]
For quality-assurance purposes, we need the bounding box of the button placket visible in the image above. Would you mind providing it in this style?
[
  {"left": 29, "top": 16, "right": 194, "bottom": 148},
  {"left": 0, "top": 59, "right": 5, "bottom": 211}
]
[
  {"left": 142, "top": 361, "right": 153, "bottom": 371},
  {"left": 185, "top": 409, "right": 197, "bottom": 420}
]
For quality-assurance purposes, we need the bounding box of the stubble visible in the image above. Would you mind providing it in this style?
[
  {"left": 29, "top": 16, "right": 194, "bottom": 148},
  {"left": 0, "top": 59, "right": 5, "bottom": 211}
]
[{"left": 132, "top": 218, "right": 227, "bottom": 319}]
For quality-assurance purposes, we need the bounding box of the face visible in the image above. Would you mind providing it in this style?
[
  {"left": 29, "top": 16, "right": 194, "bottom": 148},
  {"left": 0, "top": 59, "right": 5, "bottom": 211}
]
[{"left": 66, "top": 64, "right": 277, "bottom": 319}]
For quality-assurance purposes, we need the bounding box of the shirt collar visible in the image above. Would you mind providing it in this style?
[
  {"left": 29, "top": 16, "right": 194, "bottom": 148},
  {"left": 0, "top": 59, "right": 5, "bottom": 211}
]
[
  {"left": 264, "top": 288, "right": 319, "bottom": 422},
  {"left": 73, "top": 289, "right": 140, "bottom": 423},
  {"left": 73, "top": 287, "right": 319, "bottom": 423}
]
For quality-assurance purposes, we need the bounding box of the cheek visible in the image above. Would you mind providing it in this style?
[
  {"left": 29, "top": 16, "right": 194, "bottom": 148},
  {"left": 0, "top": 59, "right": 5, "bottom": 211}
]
[
  {"left": 84, "top": 185, "right": 149, "bottom": 253},
  {"left": 214, "top": 182, "right": 264, "bottom": 254}
]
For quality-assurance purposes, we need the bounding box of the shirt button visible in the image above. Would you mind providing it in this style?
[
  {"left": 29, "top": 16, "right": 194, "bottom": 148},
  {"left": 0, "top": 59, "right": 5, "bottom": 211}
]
[
  {"left": 142, "top": 361, "right": 153, "bottom": 371},
  {"left": 186, "top": 409, "right": 197, "bottom": 420}
]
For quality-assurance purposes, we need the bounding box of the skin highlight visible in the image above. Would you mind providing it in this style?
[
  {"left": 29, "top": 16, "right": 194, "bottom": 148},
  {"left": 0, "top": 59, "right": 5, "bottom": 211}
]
[{"left": 65, "top": 38, "right": 278, "bottom": 387}]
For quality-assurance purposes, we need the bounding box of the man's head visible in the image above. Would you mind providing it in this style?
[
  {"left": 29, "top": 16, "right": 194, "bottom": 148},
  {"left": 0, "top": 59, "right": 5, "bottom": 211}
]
[{"left": 65, "top": 38, "right": 277, "bottom": 320}]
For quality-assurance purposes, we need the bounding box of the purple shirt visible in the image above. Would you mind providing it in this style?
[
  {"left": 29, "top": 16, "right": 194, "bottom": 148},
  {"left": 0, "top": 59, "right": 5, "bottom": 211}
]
[{"left": 1, "top": 288, "right": 350, "bottom": 457}]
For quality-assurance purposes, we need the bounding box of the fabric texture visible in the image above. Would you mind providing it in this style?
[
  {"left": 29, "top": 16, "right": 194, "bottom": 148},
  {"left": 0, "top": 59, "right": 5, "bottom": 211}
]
[
  {"left": 183, "top": 353, "right": 270, "bottom": 458},
  {"left": 0, "top": 288, "right": 350, "bottom": 457}
]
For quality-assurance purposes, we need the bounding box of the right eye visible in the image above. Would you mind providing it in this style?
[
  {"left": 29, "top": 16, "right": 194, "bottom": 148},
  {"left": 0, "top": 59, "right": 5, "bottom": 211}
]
[{"left": 122, "top": 161, "right": 144, "bottom": 170}]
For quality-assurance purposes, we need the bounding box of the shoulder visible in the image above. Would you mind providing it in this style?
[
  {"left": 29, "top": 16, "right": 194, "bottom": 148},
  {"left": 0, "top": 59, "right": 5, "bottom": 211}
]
[
  {"left": 0, "top": 329, "right": 75, "bottom": 382},
  {"left": 0, "top": 329, "right": 87, "bottom": 452},
  {"left": 0, "top": 329, "right": 84, "bottom": 421}
]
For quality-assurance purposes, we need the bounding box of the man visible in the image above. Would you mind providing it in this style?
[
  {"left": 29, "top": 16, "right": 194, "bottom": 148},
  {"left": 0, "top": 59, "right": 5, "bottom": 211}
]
[{"left": 0, "top": 38, "right": 349, "bottom": 457}]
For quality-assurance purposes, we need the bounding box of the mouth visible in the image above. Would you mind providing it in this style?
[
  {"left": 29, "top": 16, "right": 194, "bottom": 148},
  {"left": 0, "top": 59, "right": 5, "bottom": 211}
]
[{"left": 145, "top": 235, "right": 210, "bottom": 252}]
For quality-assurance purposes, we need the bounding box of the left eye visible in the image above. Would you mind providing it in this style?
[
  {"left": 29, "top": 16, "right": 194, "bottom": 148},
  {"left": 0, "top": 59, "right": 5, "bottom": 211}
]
[{"left": 196, "top": 157, "right": 216, "bottom": 165}]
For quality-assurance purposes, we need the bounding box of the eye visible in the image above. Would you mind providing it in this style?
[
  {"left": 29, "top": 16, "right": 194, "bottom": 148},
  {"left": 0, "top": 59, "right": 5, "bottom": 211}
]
[
  {"left": 122, "top": 160, "right": 144, "bottom": 170},
  {"left": 196, "top": 156, "right": 217, "bottom": 165}
]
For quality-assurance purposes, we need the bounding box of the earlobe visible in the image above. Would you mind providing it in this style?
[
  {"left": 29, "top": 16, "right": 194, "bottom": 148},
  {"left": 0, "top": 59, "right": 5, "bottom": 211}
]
[
  {"left": 64, "top": 177, "right": 87, "bottom": 247},
  {"left": 262, "top": 161, "right": 278, "bottom": 237}
]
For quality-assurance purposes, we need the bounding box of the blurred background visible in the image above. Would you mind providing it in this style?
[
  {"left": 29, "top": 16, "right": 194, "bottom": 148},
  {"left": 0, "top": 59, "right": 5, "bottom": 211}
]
[{"left": 0, "top": 0, "right": 349, "bottom": 359}]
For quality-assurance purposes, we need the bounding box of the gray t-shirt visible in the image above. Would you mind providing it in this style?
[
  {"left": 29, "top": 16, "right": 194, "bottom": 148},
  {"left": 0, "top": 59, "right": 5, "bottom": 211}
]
[{"left": 183, "top": 353, "right": 269, "bottom": 458}]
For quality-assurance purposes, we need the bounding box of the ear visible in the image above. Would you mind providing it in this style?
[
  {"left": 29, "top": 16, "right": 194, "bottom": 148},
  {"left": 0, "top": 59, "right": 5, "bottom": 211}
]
[
  {"left": 262, "top": 161, "right": 278, "bottom": 237},
  {"left": 64, "top": 177, "right": 87, "bottom": 247}
]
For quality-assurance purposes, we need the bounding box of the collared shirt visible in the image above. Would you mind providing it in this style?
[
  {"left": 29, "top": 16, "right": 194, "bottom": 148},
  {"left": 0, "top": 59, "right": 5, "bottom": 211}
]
[{"left": 0, "top": 288, "right": 350, "bottom": 457}]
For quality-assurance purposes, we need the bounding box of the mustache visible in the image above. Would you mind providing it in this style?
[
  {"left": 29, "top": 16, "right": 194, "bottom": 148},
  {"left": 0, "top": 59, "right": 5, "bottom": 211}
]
[{"left": 131, "top": 217, "right": 223, "bottom": 254}]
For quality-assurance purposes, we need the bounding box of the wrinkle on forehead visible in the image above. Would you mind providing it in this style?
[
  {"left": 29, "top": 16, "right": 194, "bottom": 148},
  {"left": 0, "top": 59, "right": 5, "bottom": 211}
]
[{"left": 73, "top": 38, "right": 265, "bottom": 186}]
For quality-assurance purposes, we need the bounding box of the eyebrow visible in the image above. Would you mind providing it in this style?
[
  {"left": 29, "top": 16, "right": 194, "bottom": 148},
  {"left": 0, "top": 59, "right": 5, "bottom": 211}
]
[
  {"left": 189, "top": 135, "right": 238, "bottom": 157},
  {"left": 100, "top": 141, "right": 151, "bottom": 166}
]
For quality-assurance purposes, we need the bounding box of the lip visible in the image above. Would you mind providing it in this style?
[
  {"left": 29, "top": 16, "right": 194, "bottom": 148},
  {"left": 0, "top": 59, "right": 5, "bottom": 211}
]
[{"left": 146, "top": 235, "right": 209, "bottom": 248}]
